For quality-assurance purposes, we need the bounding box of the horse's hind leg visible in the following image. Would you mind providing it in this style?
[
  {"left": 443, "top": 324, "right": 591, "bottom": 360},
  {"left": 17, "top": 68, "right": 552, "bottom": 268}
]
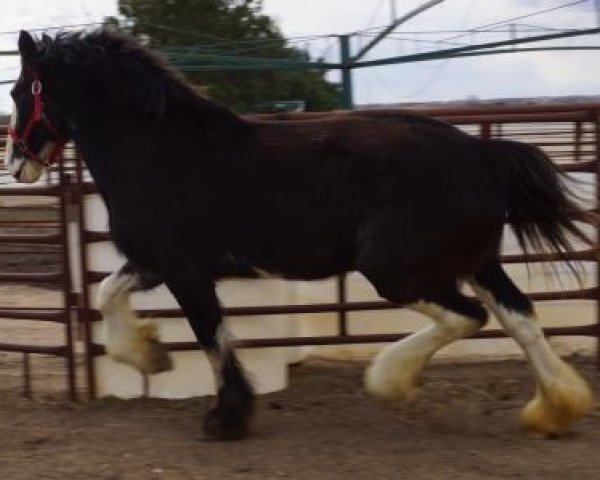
[
  {"left": 470, "top": 262, "right": 593, "bottom": 436},
  {"left": 98, "top": 262, "right": 173, "bottom": 374},
  {"left": 365, "top": 287, "right": 488, "bottom": 403}
]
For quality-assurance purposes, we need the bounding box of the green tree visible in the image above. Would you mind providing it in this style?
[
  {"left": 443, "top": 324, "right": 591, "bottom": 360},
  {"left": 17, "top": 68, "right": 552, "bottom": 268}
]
[{"left": 114, "top": 0, "right": 340, "bottom": 112}]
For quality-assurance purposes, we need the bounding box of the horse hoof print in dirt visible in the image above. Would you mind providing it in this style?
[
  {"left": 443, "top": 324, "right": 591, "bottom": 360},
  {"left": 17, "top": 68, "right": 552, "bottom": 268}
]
[{"left": 6, "top": 29, "right": 594, "bottom": 440}]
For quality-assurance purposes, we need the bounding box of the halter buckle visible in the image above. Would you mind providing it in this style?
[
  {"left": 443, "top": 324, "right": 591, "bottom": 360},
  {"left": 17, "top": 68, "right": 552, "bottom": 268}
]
[{"left": 31, "top": 80, "right": 42, "bottom": 96}]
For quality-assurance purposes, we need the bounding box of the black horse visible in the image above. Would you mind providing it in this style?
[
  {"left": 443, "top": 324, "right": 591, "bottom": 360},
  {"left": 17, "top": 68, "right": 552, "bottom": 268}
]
[{"left": 5, "top": 29, "right": 594, "bottom": 440}]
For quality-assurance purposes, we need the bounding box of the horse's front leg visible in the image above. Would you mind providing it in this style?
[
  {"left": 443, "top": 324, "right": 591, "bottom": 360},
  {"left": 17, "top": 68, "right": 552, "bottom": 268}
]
[
  {"left": 204, "top": 332, "right": 255, "bottom": 441},
  {"left": 97, "top": 262, "right": 173, "bottom": 374},
  {"left": 164, "top": 272, "right": 255, "bottom": 441}
]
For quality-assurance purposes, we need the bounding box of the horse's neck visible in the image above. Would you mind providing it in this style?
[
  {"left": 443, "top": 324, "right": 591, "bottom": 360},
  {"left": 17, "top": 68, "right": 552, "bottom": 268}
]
[
  {"left": 73, "top": 100, "right": 249, "bottom": 195},
  {"left": 72, "top": 109, "right": 132, "bottom": 193}
]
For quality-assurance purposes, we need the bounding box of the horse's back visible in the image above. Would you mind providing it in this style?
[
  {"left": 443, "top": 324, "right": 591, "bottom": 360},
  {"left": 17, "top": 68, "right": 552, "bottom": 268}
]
[{"left": 224, "top": 115, "right": 506, "bottom": 284}]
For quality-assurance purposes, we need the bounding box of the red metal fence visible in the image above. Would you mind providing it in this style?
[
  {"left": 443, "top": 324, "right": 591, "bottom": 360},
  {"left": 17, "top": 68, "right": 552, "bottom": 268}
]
[
  {"left": 1, "top": 103, "right": 599, "bottom": 399},
  {"left": 0, "top": 159, "right": 78, "bottom": 399}
]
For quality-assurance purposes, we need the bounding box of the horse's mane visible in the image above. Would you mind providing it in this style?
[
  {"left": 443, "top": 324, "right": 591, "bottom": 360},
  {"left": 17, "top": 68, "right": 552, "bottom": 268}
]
[{"left": 36, "top": 28, "right": 241, "bottom": 121}]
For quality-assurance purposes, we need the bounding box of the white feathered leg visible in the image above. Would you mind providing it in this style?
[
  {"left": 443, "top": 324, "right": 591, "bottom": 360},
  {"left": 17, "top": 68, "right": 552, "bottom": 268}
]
[
  {"left": 471, "top": 281, "right": 593, "bottom": 436},
  {"left": 365, "top": 300, "right": 483, "bottom": 403},
  {"left": 98, "top": 270, "right": 173, "bottom": 374}
]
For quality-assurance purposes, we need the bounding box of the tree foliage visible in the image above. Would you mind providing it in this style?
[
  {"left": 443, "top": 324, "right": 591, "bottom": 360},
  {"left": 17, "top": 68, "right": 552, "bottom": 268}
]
[{"left": 115, "top": 0, "right": 340, "bottom": 112}]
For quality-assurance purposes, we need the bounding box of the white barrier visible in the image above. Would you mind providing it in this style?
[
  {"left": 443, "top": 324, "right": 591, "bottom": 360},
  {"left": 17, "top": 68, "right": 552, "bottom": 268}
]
[
  {"left": 82, "top": 181, "right": 596, "bottom": 399},
  {"left": 83, "top": 193, "right": 298, "bottom": 398}
]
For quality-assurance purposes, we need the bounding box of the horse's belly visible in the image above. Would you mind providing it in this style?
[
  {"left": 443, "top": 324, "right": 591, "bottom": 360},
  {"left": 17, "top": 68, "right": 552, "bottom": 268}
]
[{"left": 232, "top": 235, "right": 355, "bottom": 281}]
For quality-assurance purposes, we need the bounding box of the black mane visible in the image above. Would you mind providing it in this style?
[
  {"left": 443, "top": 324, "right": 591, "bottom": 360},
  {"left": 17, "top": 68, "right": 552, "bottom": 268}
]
[{"left": 36, "top": 28, "right": 238, "bottom": 120}]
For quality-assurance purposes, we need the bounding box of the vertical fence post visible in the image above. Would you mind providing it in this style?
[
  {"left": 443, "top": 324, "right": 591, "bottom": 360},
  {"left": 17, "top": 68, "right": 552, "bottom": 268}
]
[
  {"left": 574, "top": 121, "right": 582, "bottom": 163},
  {"left": 58, "top": 161, "right": 78, "bottom": 401},
  {"left": 339, "top": 35, "right": 354, "bottom": 110},
  {"left": 480, "top": 122, "right": 491, "bottom": 140},
  {"left": 73, "top": 153, "right": 97, "bottom": 399},
  {"left": 337, "top": 274, "right": 348, "bottom": 337},
  {"left": 595, "top": 111, "right": 600, "bottom": 370},
  {"left": 23, "top": 352, "right": 31, "bottom": 399}
]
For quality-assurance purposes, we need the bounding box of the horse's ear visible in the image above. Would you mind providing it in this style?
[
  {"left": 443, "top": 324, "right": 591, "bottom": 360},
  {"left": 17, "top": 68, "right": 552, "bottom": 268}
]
[{"left": 18, "top": 30, "right": 38, "bottom": 65}]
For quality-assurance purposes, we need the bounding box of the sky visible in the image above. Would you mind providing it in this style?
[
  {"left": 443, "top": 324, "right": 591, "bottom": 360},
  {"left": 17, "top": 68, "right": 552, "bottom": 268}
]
[{"left": 0, "top": 0, "right": 598, "bottom": 112}]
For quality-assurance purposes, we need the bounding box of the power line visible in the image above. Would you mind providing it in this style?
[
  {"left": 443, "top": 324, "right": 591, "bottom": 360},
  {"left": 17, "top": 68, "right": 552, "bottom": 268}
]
[
  {"left": 0, "top": 20, "right": 333, "bottom": 54},
  {"left": 362, "top": 0, "right": 388, "bottom": 33},
  {"left": 382, "top": 26, "right": 572, "bottom": 37},
  {"left": 440, "top": 0, "right": 590, "bottom": 43},
  {"left": 401, "top": 0, "right": 476, "bottom": 99},
  {"left": 356, "top": 0, "right": 597, "bottom": 64},
  {"left": 0, "top": 21, "right": 106, "bottom": 36},
  {"left": 358, "top": 33, "right": 468, "bottom": 48},
  {"left": 354, "top": 0, "right": 589, "bottom": 37},
  {"left": 140, "top": 22, "right": 335, "bottom": 46},
  {"left": 365, "top": 23, "right": 595, "bottom": 53},
  {"left": 136, "top": 22, "right": 340, "bottom": 61},
  {"left": 1, "top": 2, "right": 597, "bottom": 84}
]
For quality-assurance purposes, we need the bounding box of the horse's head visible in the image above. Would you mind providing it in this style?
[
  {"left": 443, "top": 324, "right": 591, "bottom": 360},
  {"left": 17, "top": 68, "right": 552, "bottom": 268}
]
[{"left": 5, "top": 31, "right": 68, "bottom": 183}]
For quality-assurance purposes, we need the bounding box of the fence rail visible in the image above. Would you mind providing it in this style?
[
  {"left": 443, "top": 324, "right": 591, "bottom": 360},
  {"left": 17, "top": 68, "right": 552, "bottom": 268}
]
[{"left": 0, "top": 157, "right": 77, "bottom": 399}]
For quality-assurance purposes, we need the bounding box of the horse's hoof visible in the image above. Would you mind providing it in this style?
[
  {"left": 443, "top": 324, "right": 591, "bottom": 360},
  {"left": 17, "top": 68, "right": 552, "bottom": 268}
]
[
  {"left": 521, "top": 375, "right": 593, "bottom": 437},
  {"left": 107, "top": 322, "right": 174, "bottom": 375},
  {"left": 365, "top": 364, "right": 422, "bottom": 405},
  {"left": 139, "top": 336, "right": 174, "bottom": 375},
  {"left": 202, "top": 406, "right": 252, "bottom": 441}
]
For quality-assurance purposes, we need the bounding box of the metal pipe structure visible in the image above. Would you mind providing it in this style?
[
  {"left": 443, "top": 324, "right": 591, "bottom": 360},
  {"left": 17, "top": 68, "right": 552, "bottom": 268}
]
[
  {"left": 352, "top": 27, "right": 600, "bottom": 68},
  {"left": 339, "top": 35, "right": 354, "bottom": 109},
  {"left": 351, "top": 0, "right": 445, "bottom": 62}
]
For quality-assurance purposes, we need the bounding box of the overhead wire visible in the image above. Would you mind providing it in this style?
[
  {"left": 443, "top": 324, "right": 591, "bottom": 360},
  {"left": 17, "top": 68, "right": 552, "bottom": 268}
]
[
  {"left": 438, "top": 0, "right": 590, "bottom": 44},
  {"left": 353, "top": 0, "right": 589, "bottom": 37},
  {"left": 0, "top": 21, "right": 106, "bottom": 36},
  {"left": 398, "top": 0, "right": 597, "bottom": 100},
  {"left": 351, "top": 0, "right": 593, "bottom": 62},
  {"left": 397, "top": 0, "right": 477, "bottom": 100},
  {"left": 0, "top": 1, "right": 596, "bottom": 87}
]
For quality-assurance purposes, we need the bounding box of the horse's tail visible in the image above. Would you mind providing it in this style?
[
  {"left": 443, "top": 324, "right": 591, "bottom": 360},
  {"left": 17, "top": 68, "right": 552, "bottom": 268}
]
[{"left": 485, "top": 138, "right": 595, "bottom": 261}]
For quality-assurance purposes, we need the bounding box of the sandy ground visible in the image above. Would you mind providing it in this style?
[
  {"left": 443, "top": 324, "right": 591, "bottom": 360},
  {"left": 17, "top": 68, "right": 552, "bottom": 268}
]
[
  {"left": 1, "top": 211, "right": 600, "bottom": 480},
  {"left": 1, "top": 350, "right": 600, "bottom": 480}
]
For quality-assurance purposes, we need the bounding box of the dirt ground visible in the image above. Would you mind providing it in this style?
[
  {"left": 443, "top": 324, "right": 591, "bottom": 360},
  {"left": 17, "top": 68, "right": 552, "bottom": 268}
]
[
  {"left": 1, "top": 352, "right": 600, "bottom": 480},
  {"left": 1, "top": 204, "right": 600, "bottom": 480}
]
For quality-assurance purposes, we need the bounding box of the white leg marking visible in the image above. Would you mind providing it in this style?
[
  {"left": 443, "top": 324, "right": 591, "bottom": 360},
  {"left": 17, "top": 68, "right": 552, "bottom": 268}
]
[
  {"left": 206, "top": 325, "right": 233, "bottom": 390},
  {"left": 98, "top": 271, "right": 172, "bottom": 374},
  {"left": 365, "top": 301, "right": 482, "bottom": 403},
  {"left": 206, "top": 350, "right": 223, "bottom": 390},
  {"left": 471, "top": 283, "right": 593, "bottom": 435}
]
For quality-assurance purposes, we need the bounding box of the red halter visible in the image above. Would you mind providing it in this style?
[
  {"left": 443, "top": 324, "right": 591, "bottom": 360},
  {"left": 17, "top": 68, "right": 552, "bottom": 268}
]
[{"left": 8, "top": 78, "right": 66, "bottom": 168}]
